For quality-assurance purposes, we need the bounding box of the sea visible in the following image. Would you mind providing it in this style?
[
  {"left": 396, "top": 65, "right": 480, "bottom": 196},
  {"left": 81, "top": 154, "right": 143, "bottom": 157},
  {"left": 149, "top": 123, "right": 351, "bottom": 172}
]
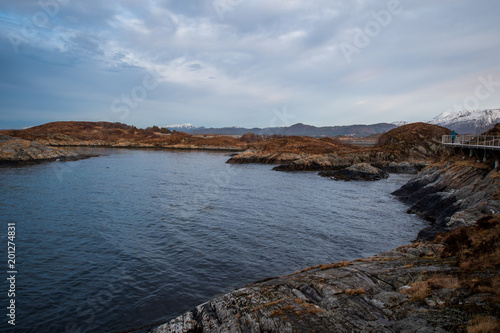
[{"left": 0, "top": 148, "right": 426, "bottom": 332}]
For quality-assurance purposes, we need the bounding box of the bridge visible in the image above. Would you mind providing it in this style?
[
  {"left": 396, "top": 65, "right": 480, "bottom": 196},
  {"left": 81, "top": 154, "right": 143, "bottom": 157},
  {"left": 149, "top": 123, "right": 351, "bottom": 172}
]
[
  {"left": 442, "top": 135, "right": 500, "bottom": 166},
  {"left": 442, "top": 135, "right": 500, "bottom": 150}
]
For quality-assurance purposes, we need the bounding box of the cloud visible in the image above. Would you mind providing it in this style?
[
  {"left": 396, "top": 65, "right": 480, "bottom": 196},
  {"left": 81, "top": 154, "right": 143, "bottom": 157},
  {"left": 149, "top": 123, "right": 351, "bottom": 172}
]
[{"left": 0, "top": 0, "right": 500, "bottom": 129}]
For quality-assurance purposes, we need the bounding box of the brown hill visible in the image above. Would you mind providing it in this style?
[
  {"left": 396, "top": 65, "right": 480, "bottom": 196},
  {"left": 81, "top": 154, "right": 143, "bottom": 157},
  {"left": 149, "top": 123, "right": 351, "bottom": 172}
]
[
  {"left": 248, "top": 136, "right": 362, "bottom": 155},
  {"left": 1, "top": 121, "right": 372, "bottom": 156},
  {"left": 483, "top": 123, "right": 500, "bottom": 136},
  {"left": 1, "top": 121, "right": 247, "bottom": 150},
  {"left": 377, "top": 122, "right": 450, "bottom": 160}
]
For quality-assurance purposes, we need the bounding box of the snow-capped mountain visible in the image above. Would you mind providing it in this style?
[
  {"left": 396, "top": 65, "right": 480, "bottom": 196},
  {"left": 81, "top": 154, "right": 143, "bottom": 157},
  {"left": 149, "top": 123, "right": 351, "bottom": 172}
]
[
  {"left": 392, "top": 121, "right": 409, "bottom": 127},
  {"left": 162, "top": 123, "right": 202, "bottom": 130},
  {"left": 429, "top": 109, "right": 500, "bottom": 134}
]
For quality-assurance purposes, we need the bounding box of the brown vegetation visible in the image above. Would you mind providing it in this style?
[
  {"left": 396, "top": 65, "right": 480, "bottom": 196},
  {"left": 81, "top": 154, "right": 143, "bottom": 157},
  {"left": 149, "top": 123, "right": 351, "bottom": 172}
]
[
  {"left": 377, "top": 122, "right": 450, "bottom": 159},
  {"left": 466, "top": 316, "right": 500, "bottom": 333},
  {"left": 246, "top": 135, "right": 361, "bottom": 155},
  {"left": 2, "top": 121, "right": 454, "bottom": 164},
  {"left": 484, "top": 123, "right": 500, "bottom": 136},
  {"left": 0, "top": 121, "right": 248, "bottom": 149},
  {"left": 438, "top": 214, "right": 500, "bottom": 272},
  {"left": 345, "top": 288, "right": 366, "bottom": 295}
]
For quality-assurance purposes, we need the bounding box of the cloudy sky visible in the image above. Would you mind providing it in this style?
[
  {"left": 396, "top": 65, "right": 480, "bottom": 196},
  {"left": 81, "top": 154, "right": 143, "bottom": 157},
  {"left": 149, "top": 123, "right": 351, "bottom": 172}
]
[{"left": 1, "top": 0, "right": 499, "bottom": 129}]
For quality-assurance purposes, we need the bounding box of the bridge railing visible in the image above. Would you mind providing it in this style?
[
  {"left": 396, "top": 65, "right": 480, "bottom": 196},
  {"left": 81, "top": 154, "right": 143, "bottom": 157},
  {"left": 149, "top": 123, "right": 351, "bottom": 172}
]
[{"left": 442, "top": 135, "right": 500, "bottom": 149}]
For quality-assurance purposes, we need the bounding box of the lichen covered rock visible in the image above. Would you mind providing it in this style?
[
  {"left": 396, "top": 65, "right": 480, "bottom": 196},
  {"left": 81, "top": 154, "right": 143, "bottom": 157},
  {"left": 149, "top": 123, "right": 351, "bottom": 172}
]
[
  {"left": 0, "top": 135, "right": 80, "bottom": 163},
  {"left": 319, "top": 163, "right": 389, "bottom": 181}
]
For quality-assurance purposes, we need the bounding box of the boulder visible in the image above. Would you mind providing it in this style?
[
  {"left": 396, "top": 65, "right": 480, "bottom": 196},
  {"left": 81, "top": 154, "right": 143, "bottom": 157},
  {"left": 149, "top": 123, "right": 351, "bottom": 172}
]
[{"left": 319, "top": 163, "right": 389, "bottom": 181}]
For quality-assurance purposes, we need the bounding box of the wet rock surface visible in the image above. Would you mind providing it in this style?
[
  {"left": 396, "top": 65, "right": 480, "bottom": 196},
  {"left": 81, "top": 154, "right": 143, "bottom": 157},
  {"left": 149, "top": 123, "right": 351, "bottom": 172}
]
[
  {"left": 227, "top": 151, "right": 307, "bottom": 164},
  {"left": 392, "top": 163, "right": 500, "bottom": 240},
  {"left": 373, "top": 161, "right": 429, "bottom": 174},
  {"left": 319, "top": 163, "right": 389, "bottom": 181},
  {"left": 0, "top": 135, "right": 83, "bottom": 163},
  {"left": 150, "top": 242, "right": 490, "bottom": 333}
]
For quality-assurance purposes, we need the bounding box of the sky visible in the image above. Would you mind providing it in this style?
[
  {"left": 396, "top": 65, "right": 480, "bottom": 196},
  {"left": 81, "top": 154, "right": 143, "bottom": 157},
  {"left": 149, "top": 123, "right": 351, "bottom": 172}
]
[{"left": 1, "top": 0, "right": 499, "bottom": 129}]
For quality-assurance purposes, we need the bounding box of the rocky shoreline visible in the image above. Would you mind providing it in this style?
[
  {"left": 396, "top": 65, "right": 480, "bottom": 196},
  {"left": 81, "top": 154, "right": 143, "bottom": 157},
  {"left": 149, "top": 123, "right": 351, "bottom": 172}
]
[
  {"left": 393, "top": 162, "right": 500, "bottom": 241},
  {"left": 148, "top": 162, "right": 500, "bottom": 333},
  {"left": 0, "top": 135, "right": 87, "bottom": 164},
  {"left": 150, "top": 242, "right": 462, "bottom": 333}
]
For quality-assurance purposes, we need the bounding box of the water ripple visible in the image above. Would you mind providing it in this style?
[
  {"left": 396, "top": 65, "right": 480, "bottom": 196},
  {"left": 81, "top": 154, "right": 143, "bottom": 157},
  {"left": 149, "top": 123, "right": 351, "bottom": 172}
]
[{"left": 0, "top": 148, "right": 427, "bottom": 332}]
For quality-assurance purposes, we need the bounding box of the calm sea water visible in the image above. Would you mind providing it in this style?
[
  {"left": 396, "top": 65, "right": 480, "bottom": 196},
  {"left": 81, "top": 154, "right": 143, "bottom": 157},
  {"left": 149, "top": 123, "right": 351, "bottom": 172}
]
[{"left": 1, "top": 148, "right": 426, "bottom": 332}]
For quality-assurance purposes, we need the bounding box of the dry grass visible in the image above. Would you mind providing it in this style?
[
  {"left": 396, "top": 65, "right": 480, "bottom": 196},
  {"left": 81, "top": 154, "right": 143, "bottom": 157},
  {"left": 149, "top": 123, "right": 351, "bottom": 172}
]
[
  {"left": 319, "top": 260, "right": 351, "bottom": 270},
  {"left": 440, "top": 215, "right": 500, "bottom": 272},
  {"left": 292, "top": 299, "right": 324, "bottom": 314},
  {"left": 345, "top": 288, "right": 366, "bottom": 296},
  {"left": 252, "top": 299, "right": 285, "bottom": 312},
  {"left": 466, "top": 316, "right": 500, "bottom": 333},
  {"left": 248, "top": 135, "right": 361, "bottom": 155},
  {"left": 296, "top": 260, "right": 351, "bottom": 275},
  {"left": 377, "top": 122, "right": 449, "bottom": 159},
  {"left": 426, "top": 275, "right": 460, "bottom": 290},
  {"left": 3, "top": 121, "right": 250, "bottom": 149},
  {"left": 402, "top": 281, "right": 430, "bottom": 302},
  {"left": 270, "top": 309, "right": 285, "bottom": 317}
]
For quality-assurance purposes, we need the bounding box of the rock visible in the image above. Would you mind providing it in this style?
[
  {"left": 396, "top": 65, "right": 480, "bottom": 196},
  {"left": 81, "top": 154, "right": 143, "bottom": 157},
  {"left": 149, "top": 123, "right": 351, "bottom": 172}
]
[
  {"left": 372, "top": 162, "right": 429, "bottom": 174},
  {"left": 148, "top": 160, "right": 500, "bottom": 333},
  {"left": 149, "top": 243, "right": 477, "bottom": 333},
  {"left": 0, "top": 135, "right": 82, "bottom": 163},
  {"left": 273, "top": 154, "right": 337, "bottom": 171},
  {"left": 392, "top": 163, "right": 500, "bottom": 240},
  {"left": 227, "top": 151, "right": 306, "bottom": 164},
  {"left": 319, "top": 163, "right": 389, "bottom": 181}
]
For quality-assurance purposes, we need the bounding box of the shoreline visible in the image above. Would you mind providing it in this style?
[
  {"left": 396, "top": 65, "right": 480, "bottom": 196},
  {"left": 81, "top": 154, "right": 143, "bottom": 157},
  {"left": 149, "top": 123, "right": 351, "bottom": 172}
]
[{"left": 147, "top": 162, "right": 500, "bottom": 333}]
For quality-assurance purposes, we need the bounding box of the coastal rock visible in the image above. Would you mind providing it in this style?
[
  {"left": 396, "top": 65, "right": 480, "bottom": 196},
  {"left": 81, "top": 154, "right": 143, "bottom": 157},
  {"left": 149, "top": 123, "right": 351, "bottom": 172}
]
[
  {"left": 373, "top": 161, "right": 429, "bottom": 174},
  {"left": 0, "top": 135, "right": 81, "bottom": 163},
  {"left": 227, "top": 151, "right": 307, "bottom": 164},
  {"left": 150, "top": 242, "right": 485, "bottom": 333},
  {"left": 392, "top": 163, "right": 500, "bottom": 240},
  {"left": 272, "top": 152, "right": 429, "bottom": 173},
  {"left": 319, "top": 163, "right": 389, "bottom": 181}
]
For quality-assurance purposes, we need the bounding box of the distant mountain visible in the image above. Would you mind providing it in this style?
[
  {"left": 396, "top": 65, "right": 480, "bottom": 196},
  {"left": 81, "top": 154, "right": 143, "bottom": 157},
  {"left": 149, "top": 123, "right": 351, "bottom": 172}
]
[
  {"left": 428, "top": 109, "right": 500, "bottom": 134},
  {"left": 392, "top": 121, "right": 410, "bottom": 127},
  {"left": 169, "top": 122, "right": 397, "bottom": 137},
  {"left": 163, "top": 123, "right": 201, "bottom": 131}
]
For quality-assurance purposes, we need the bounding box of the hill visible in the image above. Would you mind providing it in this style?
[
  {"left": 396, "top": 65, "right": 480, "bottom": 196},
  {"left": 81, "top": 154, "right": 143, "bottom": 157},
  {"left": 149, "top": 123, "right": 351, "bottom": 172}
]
[
  {"left": 377, "top": 122, "right": 450, "bottom": 159},
  {"left": 0, "top": 121, "right": 247, "bottom": 150},
  {"left": 231, "top": 123, "right": 450, "bottom": 170}
]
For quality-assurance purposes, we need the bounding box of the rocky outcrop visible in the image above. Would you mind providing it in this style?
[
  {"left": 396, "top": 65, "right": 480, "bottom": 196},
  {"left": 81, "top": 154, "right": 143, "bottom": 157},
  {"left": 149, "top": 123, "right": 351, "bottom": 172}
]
[
  {"left": 227, "top": 151, "right": 308, "bottom": 164},
  {"left": 319, "top": 163, "right": 389, "bottom": 181},
  {"left": 150, "top": 241, "right": 491, "bottom": 333},
  {"left": 272, "top": 154, "right": 429, "bottom": 174},
  {"left": 373, "top": 161, "right": 429, "bottom": 174},
  {"left": 271, "top": 152, "right": 384, "bottom": 171},
  {"left": 392, "top": 163, "right": 500, "bottom": 240},
  {"left": 0, "top": 135, "right": 82, "bottom": 163}
]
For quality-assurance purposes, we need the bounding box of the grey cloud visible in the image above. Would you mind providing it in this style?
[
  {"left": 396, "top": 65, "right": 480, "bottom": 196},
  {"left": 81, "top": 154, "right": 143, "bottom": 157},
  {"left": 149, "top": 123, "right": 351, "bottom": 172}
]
[
  {"left": 1, "top": 0, "right": 500, "bottom": 129},
  {"left": 189, "top": 63, "right": 203, "bottom": 71}
]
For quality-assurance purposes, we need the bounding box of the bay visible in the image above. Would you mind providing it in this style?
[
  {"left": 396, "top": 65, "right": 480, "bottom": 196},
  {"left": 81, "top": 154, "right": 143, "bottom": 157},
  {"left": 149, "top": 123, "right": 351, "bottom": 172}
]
[{"left": 0, "top": 148, "right": 426, "bottom": 332}]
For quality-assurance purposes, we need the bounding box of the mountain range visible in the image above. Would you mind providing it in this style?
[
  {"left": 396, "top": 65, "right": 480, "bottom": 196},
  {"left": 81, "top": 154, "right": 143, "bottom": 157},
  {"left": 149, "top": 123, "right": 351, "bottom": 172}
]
[
  {"left": 428, "top": 109, "right": 500, "bottom": 134},
  {"left": 164, "top": 109, "right": 500, "bottom": 137},
  {"left": 164, "top": 123, "right": 397, "bottom": 137}
]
